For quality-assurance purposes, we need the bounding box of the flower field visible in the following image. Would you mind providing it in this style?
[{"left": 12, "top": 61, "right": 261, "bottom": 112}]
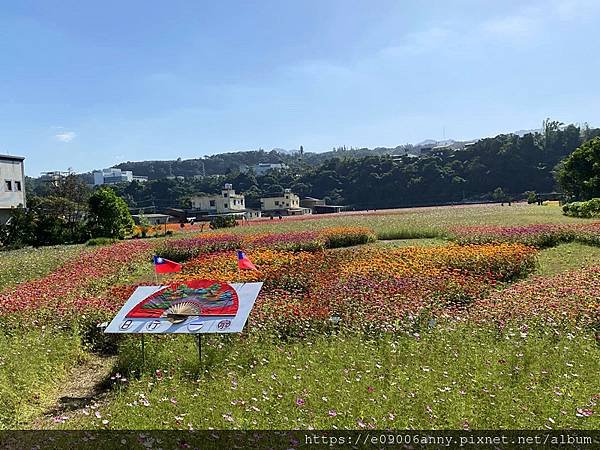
[
  {"left": 448, "top": 222, "right": 600, "bottom": 248},
  {"left": 0, "top": 204, "right": 599, "bottom": 431},
  {"left": 0, "top": 240, "right": 154, "bottom": 325}
]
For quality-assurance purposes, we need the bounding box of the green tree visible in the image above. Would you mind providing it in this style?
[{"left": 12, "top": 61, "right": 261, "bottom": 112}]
[
  {"left": 88, "top": 187, "right": 134, "bottom": 238},
  {"left": 556, "top": 137, "right": 600, "bottom": 200},
  {"left": 0, "top": 206, "right": 36, "bottom": 248}
]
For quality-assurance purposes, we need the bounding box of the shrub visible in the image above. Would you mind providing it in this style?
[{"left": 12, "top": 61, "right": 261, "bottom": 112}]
[
  {"left": 563, "top": 198, "right": 600, "bottom": 218},
  {"left": 86, "top": 237, "right": 118, "bottom": 246},
  {"left": 209, "top": 216, "right": 238, "bottom": 229}
]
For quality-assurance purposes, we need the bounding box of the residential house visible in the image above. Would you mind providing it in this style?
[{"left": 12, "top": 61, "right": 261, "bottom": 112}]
[
  {"left": 190, "top": 184, "right": 246, "bottom": 216},
  {"left": 0, "top": 154, "right": 26, "bottom": 224},
  {"left": 260, "top": 189, "right": 310, "bottom": 216}
]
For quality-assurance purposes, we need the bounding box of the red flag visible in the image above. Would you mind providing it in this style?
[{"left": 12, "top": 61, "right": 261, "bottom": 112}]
[
  {"left": 237, "top": 250, "right": 258, "bottom": 271},
  {"left": 153, "top": 256, "right": 182, "bottom": 273}
]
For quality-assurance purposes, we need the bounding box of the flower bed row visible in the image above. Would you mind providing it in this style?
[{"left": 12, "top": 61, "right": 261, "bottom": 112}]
[
  {"left": 447, "top": 222, "right": 600, "bottom": 248},
  {"left": 155, "top": 227, "right": 376, "bottom": 262},
  {"left": 469, "top": 265, "right": 600, "bottom": 328},
  {"left": 0, "top": 240, "right": 154, "bottom": 322}
]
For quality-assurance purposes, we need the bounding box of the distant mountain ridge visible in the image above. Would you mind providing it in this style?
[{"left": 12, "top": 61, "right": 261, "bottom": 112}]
[
  {"left": 75, "top": 122, "right": 591, "bottom": 181},
  {"left": 110, "top": 138, "right": 478, "bottom": 180}
]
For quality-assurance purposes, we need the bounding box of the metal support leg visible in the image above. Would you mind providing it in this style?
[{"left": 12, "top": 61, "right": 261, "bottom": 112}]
[
  {"left": 197, "top": 334, "right": 202, "bottom": 364},
  {"left": 141, "top": 334, "right": 146, "bottom": 370}
]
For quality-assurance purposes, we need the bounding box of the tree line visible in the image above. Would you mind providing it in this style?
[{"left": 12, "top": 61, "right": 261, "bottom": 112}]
[
  {"left": 9, "top": 119, "right": 599, "bottom": 249},
  {"left": 102, "top": 121, "right": 600, "bottom": 210}
]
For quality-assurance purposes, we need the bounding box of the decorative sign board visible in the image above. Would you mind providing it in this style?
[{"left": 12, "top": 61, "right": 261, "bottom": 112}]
[{"left": 104, "top": 280, "right": 263, "bottom": 334}]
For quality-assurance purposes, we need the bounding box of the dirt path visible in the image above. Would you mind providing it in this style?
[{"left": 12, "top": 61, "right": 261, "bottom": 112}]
[{"left": 28, "top": 353, "right": 117, "bottom": 429}]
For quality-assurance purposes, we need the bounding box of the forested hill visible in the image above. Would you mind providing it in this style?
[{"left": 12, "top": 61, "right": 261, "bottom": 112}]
[
  {"left": 104, "top": 121, "right": 600, "bottom": 211},
  {"left": 112, "top": 142, "right": 466, "bottom": 179}
]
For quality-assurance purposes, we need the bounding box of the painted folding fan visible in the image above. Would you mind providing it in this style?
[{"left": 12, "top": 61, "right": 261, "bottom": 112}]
[{"left": 125, "top": 280, "right": 239, "bottom": 323}]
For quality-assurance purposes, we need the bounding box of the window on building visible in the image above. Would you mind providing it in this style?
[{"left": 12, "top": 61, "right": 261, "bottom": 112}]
[
  {"left": 209, "top": 200, "right": 216, "bottom": 207},
  {"left": 224, "top": 203, "right": 229, "bottom": 208},
  {"left": 5, "top": 180, "right": 12, "bottom": 191},
  {"left": 15, "top": 181, "right": 21, "bottom": 191},
  {"left": 275, "top": 200, "right": 279, "bottom": 206},
  {"left": 223, "top": 192, "right": 228, "bottom": 197}
]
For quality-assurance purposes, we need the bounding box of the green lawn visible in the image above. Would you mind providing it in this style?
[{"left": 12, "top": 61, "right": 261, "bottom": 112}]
[
  {"left": 0, "top": 245, "right": 85, "bottom": 291},
  {"left": 62, "top": 329, "right": 599, "bottom": 430},
  {"left": 536, "top": 242, "right": 600, "bottom": 276},
  {"left": 0, "top": 330, "right": 83, "bottom": 429},
  {"left": 234, "top": 203, "right": 588, "bottom": 238}
]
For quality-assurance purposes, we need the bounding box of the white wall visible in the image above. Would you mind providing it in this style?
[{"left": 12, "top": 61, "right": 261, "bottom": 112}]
[{"left": 0, "top": 158, "right": 25, "bottom": 209}]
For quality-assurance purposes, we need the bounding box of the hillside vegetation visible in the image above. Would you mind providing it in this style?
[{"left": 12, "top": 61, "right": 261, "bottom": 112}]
[{"left": 101, "top": 121, "right": 600, "bottom": 209}]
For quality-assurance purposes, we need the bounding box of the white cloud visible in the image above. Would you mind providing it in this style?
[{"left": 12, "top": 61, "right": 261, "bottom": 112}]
[
  {"left": 553, "top": 0, "right": 600, "bottom": 20},
  {"left": 54, "top": 131, "right": 76, "bottom": 142},
  {"left": 480, "top": 12, "right": 542, "bottom": 41},
  {"left": 384, "top": 27, "right": 455, "bottom": 56}
]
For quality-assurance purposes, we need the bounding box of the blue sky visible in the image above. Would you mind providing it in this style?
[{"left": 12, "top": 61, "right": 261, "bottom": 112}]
[{"left": 1, "top": 0, "right": 599, "bottom": 175}]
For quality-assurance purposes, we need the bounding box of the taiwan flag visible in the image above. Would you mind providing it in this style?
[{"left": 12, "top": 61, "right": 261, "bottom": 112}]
[
  {"left": 237, "top": 250, "right": 258, "bottom": 271},
  {"left": 153, "top": 256, "right": 182, "bottom": 274}
]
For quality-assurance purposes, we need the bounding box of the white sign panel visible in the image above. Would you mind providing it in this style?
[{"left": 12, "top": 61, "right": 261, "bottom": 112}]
[{"left": 104, "top": 280, "right": 262, "bottom": 334}]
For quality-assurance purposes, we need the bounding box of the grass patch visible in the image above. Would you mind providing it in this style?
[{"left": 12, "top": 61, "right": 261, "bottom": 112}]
[
  {"left": 536, "top": 242, "right": 600, "bottom": 276},
  {"left": 0, "top": 330, "right": 84, "bottom": 429},
  {"left": 0, "top": 245, "right": 84, "bottom": 292},
  {"left": 61, "top": 328, "right": 599, "bottom": 430},
  {"left": 232, "top": 204, "right": 586, "bottom": 237}
]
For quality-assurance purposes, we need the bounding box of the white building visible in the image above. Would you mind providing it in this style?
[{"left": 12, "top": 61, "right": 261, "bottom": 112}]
[
  {"left": 190, "top": 184, "right": 246, "bottom": 215},
  {"left": 249, "top": 163, "right": 289, "bottom": 176},
  {"left": 0, "top": 154, "right": 26, "bottom": 224},
  {"left": 93, "top": 168, "right": 137, "bottom": 185},
  {"left": 260, "top": 188, "right": 309, "bottom": 216}
]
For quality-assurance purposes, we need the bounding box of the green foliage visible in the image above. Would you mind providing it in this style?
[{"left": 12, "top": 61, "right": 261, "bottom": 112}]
[
  {"left": 557, "top": 137, "right": 600, "bottom": 200},
  {"left": 562, "top": 198, "right": 600, "bottom": 218},
  {"left": 209, "top": 215, "right": 238, "bottom": 229},
  {"left": 105, "top": 122, "right": 597, "bottom": 210},
  {"left": 0, "top": 174, "right": 93, "bottom": 248},
  {"left": 491, "top": 187, "right": 508, "bottom": 202},
  {"left": 526, "top": 191, "right": 537, "bottom": 204},
  {"left": 0, "top": 206, "right": 36, "bottom": 249},
  {"left": 86, "top": 237, "right": 118, "bottom": 246},
  {"left": 88, "top": 188, "right": 135, "bottom": 239}
]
